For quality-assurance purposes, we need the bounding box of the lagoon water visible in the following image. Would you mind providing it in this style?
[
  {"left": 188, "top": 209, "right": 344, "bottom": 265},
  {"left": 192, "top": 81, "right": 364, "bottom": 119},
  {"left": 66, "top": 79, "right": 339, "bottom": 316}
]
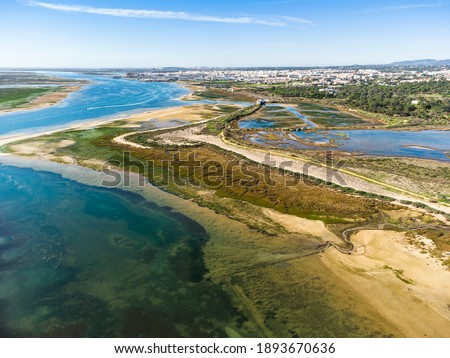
[
  {"left": 0, "top": 73, "right": 246, "bottom": 337},
  {"left": 292, "top": 129, "right": 450, "bottom": 161},
  {"left": 238, "top": 102, "right": 449, "bottom": 161},
  {"left": 0, "top": 165, "right": 246, "bottom": 337},
  {"left": 0, "top": 72, "right": 188, "bottom": 135}
]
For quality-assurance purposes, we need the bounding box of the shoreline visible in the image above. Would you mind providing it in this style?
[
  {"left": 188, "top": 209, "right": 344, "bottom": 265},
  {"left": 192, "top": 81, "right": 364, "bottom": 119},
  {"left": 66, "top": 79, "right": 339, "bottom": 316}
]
[
  {"left": 2, "top": 98, "right": 449, "bottom": 215},
  {"left": 0, "top": 154, "right": 262, "bottom": 337},
  {"left": 0, "top": 79, "right": 229, "bottom": 147},
  {"left": 0, "top": 85, "right": 83, "bottom": 115},
  {"left": 0, "top": 103, "right": 216, "bottom": 147},
  {"left": 0, "top": 154, "right": 427, "bottom": 337},
  {"left": 0, "top": 154, "right": 332, "bottom": 337}
]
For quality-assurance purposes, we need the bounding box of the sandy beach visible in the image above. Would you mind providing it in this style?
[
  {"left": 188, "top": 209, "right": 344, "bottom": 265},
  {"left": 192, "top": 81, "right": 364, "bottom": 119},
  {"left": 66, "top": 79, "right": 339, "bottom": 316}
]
[
  {"left": 262, "top": 208, "right": 450, "bottom": 337},
  {"left": 123, "top": 103, "right": 238, "bottom": 123},
  {"left": 321, "top": 230, "right": 450, "bottom": 337},
  {"left": 0, "top": 103, "right": 230, "bottom": 148},
  {"left": 262, "top": 208, "right": 343, "bottom": 245},
  {"left": 0, "top": 115, "right": 122, "bottom": 148}
]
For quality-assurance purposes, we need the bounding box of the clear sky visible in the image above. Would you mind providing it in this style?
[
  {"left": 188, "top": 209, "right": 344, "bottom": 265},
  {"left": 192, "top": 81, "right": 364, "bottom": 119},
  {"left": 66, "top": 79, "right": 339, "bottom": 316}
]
[{"left": 1, "top": 0, "right": 449, "bottom": 68}]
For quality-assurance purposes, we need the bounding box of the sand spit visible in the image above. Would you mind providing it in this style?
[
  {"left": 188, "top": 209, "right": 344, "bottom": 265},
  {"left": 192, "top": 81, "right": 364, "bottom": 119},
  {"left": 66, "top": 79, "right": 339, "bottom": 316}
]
[
  {"left": 321, "top": 230, "right": 450, "bottom": 337},
  {"left": 124, "top": 104, "right": 229, "bottom": 123},
  {"left": 0, "top": 85, "right": 82, "bottom": 114},
  {"left": 263, "top": 208, "right": 342, "bottom": 245},
  {"left": 0, "top": 103, "right": 234, "bottom": 148}
]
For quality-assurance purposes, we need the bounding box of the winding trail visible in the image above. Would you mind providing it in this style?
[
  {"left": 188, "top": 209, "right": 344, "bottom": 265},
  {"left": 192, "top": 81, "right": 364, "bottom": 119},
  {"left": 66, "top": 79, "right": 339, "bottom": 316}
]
[
  {"left": 113, "top": 120, "right": 450, "bottom": 215},
  {"left": 112, "top": 112, "right": 450, "bottom": 260}
]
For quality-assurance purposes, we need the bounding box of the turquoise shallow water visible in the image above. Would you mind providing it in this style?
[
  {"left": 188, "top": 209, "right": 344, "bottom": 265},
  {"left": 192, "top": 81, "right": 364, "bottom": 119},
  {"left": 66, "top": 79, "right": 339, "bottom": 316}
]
[
  {"left": 0, "top": 72, "right": 188, "bottom": 135},
  {"left": 0, "top": 165, "right": 244, "bottom": 337},
  {"left": 0, "top": 72, "right": 246, "bottom": 337}
]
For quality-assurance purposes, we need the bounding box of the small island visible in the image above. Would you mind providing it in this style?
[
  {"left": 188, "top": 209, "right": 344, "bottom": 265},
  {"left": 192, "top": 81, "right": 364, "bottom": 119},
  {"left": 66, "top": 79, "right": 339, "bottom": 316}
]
[{"left": 0, "top": 72, "right": 85, "bottom": 114}]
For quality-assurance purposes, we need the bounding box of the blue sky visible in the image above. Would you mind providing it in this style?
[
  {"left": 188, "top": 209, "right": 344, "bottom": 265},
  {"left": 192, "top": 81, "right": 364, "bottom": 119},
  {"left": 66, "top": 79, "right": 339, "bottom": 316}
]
[{"left": 1, "top": 0, "right": 449, "bottom": 67}]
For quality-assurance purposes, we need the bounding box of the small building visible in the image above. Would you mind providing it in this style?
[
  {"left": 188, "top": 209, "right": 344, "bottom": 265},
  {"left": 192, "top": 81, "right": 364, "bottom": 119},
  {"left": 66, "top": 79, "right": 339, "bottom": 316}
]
[{"left": 256, "top": 99, "right": 267, "bottom": 105}]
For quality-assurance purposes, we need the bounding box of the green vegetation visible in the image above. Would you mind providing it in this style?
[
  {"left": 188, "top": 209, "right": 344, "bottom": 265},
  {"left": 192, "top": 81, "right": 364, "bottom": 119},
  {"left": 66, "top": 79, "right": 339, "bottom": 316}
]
[
  {"left": 342, "top": 157, "right": 450, "bottom": 205},
  {"left": 296, "top": 103, "right": 368, "bottom": 127},
  {"left": 0, "top": 72, "right": 86, "bottom": 111},
  {"left": 0, "top": 72, "right": 82, "bottom": 86},
  {"left": 413, "top": 228, "right": 450, "bottom": 253},
  {"left": 204, "top": 103, "right": 261, "bottom": 134},
  {"left": 259, "top": 81, "right": 450, "bottom": 126},
  {"left": 189, "top": 85, "right": 256, "bottom": 102},
  {"left": 336, "top": 81, "right": 450, "bottom": 125},
  {"left": 6, "top": 121, "right": 398, "bottom": 231},
  {"left": 406, "top": 227, "right": 450, "bottom": 268},
  {"left": 266, "top": 85, "right": 328, "bottom": 99},
  {"left": 383, "top": 265, "right": 416, "bottom": 285},
  {"left": 0, "top": 87, "right": 60, "bottom": 110},
  {"left": 239, "top": 106, "right": 301, "bottom": 129}
]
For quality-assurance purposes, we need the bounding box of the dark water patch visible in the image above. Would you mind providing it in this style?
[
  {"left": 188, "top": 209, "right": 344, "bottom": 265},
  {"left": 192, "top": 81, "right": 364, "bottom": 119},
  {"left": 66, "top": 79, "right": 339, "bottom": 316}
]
[
  {"left": 29, "top": 293, "right": 114, "bottom": 338},
  {"left": 0, "top": 164, "right": 249, "bottom": 337},
  {"left": 239, "top": 119, "right": 276, "bottom": 129},
  {"left": 119, "top": 305, "right": 180, "bottom": 338},
  {"left": 167, "top": 236, "right": 207, "bottom": 283},
  {"left": 0, "top": 299, "right": 13, "bottom": 337}
]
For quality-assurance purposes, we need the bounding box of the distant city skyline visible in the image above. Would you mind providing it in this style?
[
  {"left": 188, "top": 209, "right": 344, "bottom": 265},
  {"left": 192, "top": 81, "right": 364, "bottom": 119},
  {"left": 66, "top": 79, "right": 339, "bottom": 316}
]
[{"left": 1, "top": 0, "right": 449, "bottom": 68}]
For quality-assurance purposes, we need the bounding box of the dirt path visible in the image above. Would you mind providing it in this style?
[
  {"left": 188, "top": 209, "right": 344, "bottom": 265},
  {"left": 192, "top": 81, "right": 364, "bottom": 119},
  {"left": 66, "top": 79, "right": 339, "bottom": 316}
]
[{"left": 114, "top": 122, "right": 450, "bottom": 215}]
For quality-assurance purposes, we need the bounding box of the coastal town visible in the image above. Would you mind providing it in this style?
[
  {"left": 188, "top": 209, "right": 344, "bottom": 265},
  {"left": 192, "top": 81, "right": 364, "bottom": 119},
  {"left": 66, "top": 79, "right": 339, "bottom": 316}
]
[{"left": 125, "top": 65, "right": 450, "bottom": 86}]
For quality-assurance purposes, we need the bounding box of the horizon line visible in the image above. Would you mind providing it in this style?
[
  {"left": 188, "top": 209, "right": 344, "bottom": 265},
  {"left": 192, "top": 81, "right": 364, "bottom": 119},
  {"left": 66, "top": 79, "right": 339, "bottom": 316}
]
[{"left": 2, "top": 61, "right": 450, "bottom": 70}]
